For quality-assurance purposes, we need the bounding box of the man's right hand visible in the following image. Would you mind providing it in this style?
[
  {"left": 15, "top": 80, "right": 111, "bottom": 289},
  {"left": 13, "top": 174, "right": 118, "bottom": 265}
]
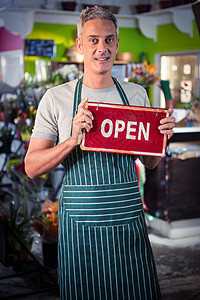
[{"left": 70, "top": 97, "right": 94, "bottom": 146}]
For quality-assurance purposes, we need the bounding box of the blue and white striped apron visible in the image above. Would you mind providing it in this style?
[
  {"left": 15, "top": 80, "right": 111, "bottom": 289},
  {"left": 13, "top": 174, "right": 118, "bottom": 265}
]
[{"left": 58, "top": 78, "right": 162, "bottom": 300}]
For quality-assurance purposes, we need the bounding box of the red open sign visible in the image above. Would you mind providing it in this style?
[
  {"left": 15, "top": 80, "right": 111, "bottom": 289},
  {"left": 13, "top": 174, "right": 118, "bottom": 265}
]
[{"left": 81, "top": 102, "right": 169, "bottom": 157}]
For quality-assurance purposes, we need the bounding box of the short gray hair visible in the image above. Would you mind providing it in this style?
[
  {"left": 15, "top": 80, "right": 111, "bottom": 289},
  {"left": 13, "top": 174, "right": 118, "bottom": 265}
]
[{"left": 77, "top": 6, "right": 119, "bottom": 40}]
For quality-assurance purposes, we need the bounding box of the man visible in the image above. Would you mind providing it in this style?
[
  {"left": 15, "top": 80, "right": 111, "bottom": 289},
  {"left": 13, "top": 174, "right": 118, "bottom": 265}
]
[{"left": 25, "top": 6, "right": 175, "bottom": 300}]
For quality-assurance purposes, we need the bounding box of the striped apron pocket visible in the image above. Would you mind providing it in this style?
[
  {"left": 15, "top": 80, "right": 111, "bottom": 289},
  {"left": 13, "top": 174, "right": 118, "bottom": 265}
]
[{"left": 62, "top": 181, "right": 143, "bottom": 227}]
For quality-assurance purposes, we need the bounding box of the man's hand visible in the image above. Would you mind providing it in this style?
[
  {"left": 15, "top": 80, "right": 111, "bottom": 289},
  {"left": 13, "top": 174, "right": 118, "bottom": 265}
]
[
  {"left": 71, "top": 97, "right": 94, "bottom": 146},
  {"left": 158, "top": 107, "right": 176, "bottom": 139},
  {"left": 140, "top": 108, "right": 176, "bottom": 169}
]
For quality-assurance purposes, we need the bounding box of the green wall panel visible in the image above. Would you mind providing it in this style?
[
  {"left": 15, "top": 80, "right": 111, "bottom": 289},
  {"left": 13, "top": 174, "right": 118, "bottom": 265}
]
[
  {"left": 25, "top": 23, "right": 77, "bottom": 73},
  {"left": 25, "top": 20, "right": 200, "bottom": 76},
  {"left": 118, "top": 27, "right": 144, "bottom": 62},
  {"left": 118, "top": 21, "right": 200, "bottom": 64}
]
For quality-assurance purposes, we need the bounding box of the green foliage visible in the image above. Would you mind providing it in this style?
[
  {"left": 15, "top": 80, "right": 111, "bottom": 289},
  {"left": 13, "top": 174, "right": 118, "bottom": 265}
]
[{"left": 0, "top": 199, "right": 40, "bottom": 253}]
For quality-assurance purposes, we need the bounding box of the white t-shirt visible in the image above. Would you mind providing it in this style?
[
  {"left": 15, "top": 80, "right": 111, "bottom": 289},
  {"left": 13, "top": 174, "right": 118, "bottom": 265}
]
[{"left": 32, "top": 78, "right": 150, "bottom": 144}]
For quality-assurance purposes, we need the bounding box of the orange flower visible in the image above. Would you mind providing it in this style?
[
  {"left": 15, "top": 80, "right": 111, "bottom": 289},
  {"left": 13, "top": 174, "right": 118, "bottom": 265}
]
[{"left": 40, "top": 199, "right": 59, "bottom": 241}]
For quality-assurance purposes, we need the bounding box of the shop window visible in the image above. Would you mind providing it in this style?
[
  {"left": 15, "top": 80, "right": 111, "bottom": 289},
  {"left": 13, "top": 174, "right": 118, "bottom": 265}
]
[
  {"left": 0, "top": 49, "right": 24, "bottom": 87},
  {"left": 153, "top": 51, "right": 200, "bottom": 108}
]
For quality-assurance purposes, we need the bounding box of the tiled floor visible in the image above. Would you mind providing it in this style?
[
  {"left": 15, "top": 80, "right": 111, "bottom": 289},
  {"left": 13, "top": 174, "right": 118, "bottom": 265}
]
[
  {"left": 151, "top": 234, "right": 200, "bottom": 300},
  {"left": 0, "top": 230, "right": 200, "bottom": 299},
  {"left": 0, "top": 238, "right": 59, "bottom": 300}
]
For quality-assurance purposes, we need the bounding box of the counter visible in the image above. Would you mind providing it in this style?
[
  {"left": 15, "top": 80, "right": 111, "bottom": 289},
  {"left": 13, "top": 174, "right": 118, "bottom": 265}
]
[{"left": 144, "top": 126, "right": 200, "bottom": 222}]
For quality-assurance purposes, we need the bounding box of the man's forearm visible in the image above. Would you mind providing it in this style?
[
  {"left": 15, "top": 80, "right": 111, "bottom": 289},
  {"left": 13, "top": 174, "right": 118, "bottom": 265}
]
[
  {"left": 139, "top": 155, "right": 161, "bottom": 169},
  {"left": 25, "top": 137, "right": 77, "bottom": 179}
]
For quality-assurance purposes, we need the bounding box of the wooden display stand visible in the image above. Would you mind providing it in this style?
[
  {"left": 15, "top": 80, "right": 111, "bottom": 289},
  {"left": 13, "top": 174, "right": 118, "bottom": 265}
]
[
  {"left": 144, "top": 156, "right": 200, "bottom": 222},
  {"left": 144, "top": 127, "right": 200, "bottom": 238}
]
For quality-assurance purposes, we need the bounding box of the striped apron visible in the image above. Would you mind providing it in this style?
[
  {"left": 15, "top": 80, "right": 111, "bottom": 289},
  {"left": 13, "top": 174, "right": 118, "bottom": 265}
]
[{"left": 58, "top": 78, "right": 162, "bottom": 300}]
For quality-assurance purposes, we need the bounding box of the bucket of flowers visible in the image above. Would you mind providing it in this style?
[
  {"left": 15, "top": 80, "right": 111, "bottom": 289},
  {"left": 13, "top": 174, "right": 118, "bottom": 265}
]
[
  {"left": 32, "top": 199, "right": 59, "bottom": 268},
  {"left": 40, "top": 199, "right": 59, "bottom": 242}
]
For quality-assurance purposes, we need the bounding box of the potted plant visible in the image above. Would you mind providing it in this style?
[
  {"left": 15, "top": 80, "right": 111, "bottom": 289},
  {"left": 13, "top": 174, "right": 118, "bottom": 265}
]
[
  {"left": 6, "top": 156, "right": 22, "bottom": 188},
  {"left": 0, "top": 197, "right": 42, "bottom": 268},
  {"left": 135, "top": 3, "right": 152, "bottom": 14},
  {"left": 61, "top": 1, "right": 76, "bottom": 11},
  {"left": 6, "top": 154, "right": 49, "bottom": 211},
  {"left": 0, "top": 159, "right": 50, "bottom": 268}
]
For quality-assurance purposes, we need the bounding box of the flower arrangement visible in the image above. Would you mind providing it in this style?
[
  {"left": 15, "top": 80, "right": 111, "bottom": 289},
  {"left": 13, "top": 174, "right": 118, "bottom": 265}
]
[
  {"left": 128, "top": 61, "right": 159, "bottom": 89},
  {"left": 15, "top": 105, "right": 37, "bottom": 142},
  {"left": 33, "top": 199, "right": 59, "bottom": 242},
  {"left": 14, "top": 70, "right": 75, "bottom": 141},
  {"left": 41, "top": 199, "right": 59, "bottom": 241}
]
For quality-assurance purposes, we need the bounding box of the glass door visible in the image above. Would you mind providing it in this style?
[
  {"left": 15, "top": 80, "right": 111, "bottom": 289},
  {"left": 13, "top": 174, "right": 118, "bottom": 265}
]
[{"left": 153, "top": 51, "right": 200, "bottom": 108}]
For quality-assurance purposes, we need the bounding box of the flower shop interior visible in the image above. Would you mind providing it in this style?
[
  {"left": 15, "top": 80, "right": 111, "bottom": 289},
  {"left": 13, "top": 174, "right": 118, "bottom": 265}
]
[{"left": 0, "top": 0, "right": 200, "bottom": 299}]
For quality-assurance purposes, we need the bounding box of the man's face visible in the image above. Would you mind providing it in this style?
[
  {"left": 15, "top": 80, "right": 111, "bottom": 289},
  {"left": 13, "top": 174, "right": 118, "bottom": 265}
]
[{"left": 76, "top": 19, "right": 119, "bottom": 76}]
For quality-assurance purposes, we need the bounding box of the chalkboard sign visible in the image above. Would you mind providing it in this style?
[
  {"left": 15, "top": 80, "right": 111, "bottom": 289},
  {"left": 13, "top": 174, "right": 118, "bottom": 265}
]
[{"left": 25, "top": 39, "right": 56, "bottom": 58}]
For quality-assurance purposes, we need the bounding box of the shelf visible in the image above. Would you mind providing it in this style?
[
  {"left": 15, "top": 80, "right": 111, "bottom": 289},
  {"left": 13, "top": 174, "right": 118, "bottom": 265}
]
[
  {"left": 34, "top": 4, "right": 195, "bottom": 41},
  {"left": 0, "top": 4, "right": 195, "bottom": 41},
  {"left": 34, "top": 9, "right": 138, "bottom": 28},
  {"left": 170, "top": 126, "right": 200, "bottom": 143},
  {"left": 134, "top": 3, "right": 195, "bottom": 41},
  {"left": 174, "top": 126, "right": 200, "bottom": 133}
]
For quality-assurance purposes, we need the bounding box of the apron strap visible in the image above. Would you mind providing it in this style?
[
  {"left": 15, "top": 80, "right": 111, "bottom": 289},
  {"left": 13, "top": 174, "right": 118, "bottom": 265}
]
[
  {"left": 112, "top": 77, "right": 130, "bottom": 106},
  {"left": 72, "top": 75, "right": 130, "bottom": 121},
  {"left": 73, "top": 76, "right": 83, "bottom": 119}
]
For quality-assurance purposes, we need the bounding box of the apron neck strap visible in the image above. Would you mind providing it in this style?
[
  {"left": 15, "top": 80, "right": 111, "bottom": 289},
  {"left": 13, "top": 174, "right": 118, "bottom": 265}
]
[
  {"left": 73, "top": 76, "right": 129, "bottom": 118},
  {"left": 112, "top": 77, "right": 129, "bottom": 106},
  {"left": 73, "top": 76, "right": 83, "bottom": 119}
]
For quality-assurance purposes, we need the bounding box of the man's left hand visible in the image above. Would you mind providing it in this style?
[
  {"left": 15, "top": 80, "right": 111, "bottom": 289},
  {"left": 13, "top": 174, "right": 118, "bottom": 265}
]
[{"left": 158, "top": 107, "right": 176, "bottom": 139}]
